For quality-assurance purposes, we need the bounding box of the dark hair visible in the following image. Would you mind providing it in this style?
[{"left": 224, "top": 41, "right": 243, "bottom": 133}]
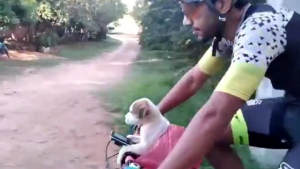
[
  {"left": 0, "top": 38, "right": 4, "bottom": 43},
  {"left": 234, "top": 0, "right": 249, "bottom": 9},
  {"left": 211, "top": 0, "right": 249, "bottom": 10}
]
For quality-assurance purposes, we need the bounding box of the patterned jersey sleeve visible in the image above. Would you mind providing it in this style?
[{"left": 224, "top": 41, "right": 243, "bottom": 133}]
[{"left": 214, "top": 11, "right": 291, "bottom": 100}]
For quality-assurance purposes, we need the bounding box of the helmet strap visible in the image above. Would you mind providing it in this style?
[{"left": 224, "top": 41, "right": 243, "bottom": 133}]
[
  {"left": 212, "top": 36, "right": 221, "bottom": 56},
  {"left": 212, "top": 21, "right": 225, "bottom": 56},
  {"left": 204, "top": 0, "right": 232, "bottom": 56}
]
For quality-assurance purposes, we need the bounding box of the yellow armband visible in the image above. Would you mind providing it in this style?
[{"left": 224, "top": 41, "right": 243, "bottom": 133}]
[
  {"left": 197, "top": 47, "right": 225, "bottom": 75},
  {"left": 215, "top": 62, "right": 266, "bottom": 101}
]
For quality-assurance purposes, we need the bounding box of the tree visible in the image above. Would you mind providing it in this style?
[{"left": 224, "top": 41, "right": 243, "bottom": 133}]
[
  {"left": 131, "top": 0, "right": 201, "bottom": 55},
  {"left": 0, "top": 0, "right": 127, "bottom": 48}
]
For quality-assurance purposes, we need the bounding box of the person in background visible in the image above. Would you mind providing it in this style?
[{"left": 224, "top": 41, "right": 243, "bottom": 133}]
[{"left": 0, "top": 38, "right": 10, "bottom": 58}]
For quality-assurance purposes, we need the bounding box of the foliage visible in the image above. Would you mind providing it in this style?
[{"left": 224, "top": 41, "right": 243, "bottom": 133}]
[
  {"left": 61, "top": 0, "right": 127, "bottom": 31},
  {"left": 0, "top": 0, "right": 127, "bottom": 35},
  {"left": 131, "top": 0, "right": 201, "bottom": 52},
  {"left": 0, "top": 0, "right": 36, "bottom": 26},
  {"left": 0, "top": 0, "right": 127, "bottom": 51}
]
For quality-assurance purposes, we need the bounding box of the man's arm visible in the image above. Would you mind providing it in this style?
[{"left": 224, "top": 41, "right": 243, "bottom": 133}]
[
  {"left": 158, "top": 66, "right": 210, "bottom": 114},
  {"left": 158, "top": 61, "right": 266, "bottom": 169},
  {"left": 158, "top": 47, "right": 225, "bottom": 114},
  {"left": 158, "top": 92, "right": 244, "bottom": 169}
]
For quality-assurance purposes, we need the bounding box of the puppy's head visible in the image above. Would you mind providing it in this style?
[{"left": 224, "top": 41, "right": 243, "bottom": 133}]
[{"left": 125, "top": 98, "right": 152, "bottom": 125}]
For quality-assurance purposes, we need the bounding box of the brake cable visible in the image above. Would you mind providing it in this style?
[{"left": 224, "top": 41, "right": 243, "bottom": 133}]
[{"left": 105, "top": 140, "right": 119, "bottom": 169}]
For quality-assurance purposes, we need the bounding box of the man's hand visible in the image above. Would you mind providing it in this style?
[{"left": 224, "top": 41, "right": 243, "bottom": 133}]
[{"left": 158, "top": 91, "right": 245, "bottom": 169}]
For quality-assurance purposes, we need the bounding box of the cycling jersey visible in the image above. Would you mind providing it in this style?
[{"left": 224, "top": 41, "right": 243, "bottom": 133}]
[
  {"left": 198, "top": 4, "right": 300, "bottom": 100},
  {"left": 195, "top": 4, "right": 300, "bottom": 168}
]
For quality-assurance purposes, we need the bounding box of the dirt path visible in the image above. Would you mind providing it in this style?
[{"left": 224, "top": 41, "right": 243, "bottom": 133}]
[{"left": 0, "top": 35, "right": 139, "bottom": 169}]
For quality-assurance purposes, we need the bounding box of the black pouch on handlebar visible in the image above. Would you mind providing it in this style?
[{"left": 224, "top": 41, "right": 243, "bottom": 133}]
[{"left": 110, "top": 131, "right": 133, "bottom": 147}]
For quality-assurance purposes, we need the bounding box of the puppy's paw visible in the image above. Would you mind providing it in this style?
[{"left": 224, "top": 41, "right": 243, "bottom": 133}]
[
  {"left": 117, "top": 146, "right": 127, "bottom": 165},
  {"left": 127, "top": 135, "right": 141, "bottom": 143}
]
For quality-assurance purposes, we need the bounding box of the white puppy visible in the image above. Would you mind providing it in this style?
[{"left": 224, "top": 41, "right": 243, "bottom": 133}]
[{"left": 117, "top": 98, "right": 170, "bottom": 165}]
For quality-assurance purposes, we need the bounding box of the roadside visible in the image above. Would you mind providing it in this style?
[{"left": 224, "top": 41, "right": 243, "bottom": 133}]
[
  {"left": 0, "top": 37, "right": 121, "bottom": 81},
  {"left": 56, "top": 37, "right": 122, "bottom": 61},
  {"left": 0, "top": 34, "right": 139, "bottom": 169}
]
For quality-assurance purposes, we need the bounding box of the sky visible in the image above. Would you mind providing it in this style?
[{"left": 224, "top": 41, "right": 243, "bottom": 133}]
[
  {"left": 121, "top": 0, "right": 137, "bottom": 12},
  {"left": 111, "top": 0, "right": 139, "bottom": 34}
]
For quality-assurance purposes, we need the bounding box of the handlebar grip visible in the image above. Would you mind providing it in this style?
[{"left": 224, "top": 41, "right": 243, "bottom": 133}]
[{"left": 121, "top": 152, "right": 140, "bottom": 166}]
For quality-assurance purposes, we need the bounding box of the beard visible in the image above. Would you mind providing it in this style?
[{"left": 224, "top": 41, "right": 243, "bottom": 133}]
[
  {"left": 196, "top": 20, "right": 225, "bottom": 45},
  {"left": 198, "top": 35, "right": 214, "bottom": 44},
  {"left": 194, "top": 30, "right": 215, "bottom": 45}
]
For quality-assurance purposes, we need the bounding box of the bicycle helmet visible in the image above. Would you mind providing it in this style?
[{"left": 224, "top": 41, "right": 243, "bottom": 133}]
[
  {"left": 177, "top": 0, "right": 249, "bottom": 56},
  {"left": 178, "top": 0, "right": 249, "bottom": 19}
]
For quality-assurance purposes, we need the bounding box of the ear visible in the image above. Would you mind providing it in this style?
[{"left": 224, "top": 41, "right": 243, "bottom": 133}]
[
  {"left": 215, "top": 0, "right": 233, "bottom": 15},
  {"left": 137, "top": 101, "right": 150, "bottom": 119}
]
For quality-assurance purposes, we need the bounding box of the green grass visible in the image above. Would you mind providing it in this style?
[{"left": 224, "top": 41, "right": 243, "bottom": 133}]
[
  {"left": 102, "top": 49, "right": 265, "bottom": 169},
  {"left": 57, "top": 37, "right": 121, "bottom": 60}
]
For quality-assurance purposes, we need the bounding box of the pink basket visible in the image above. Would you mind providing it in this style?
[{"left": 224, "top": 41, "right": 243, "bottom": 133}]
[{"left": 131, "top": 124, "right": 202, "bottom": 169}]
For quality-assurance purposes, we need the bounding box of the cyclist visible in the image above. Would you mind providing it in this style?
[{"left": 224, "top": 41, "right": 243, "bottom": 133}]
[
  {"left": 155, "top": 0, "right": 300, "bottom": 169},
  {"left": 0, "top": 38, "right": 10, "bottom": 58}
]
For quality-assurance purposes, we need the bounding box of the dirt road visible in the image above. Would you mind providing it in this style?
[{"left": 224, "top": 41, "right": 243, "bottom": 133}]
[{"left": 0, "top": 35, "right": 139, "bottom": 169}]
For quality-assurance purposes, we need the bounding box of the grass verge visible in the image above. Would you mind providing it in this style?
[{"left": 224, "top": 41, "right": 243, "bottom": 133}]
[
  {"left": 57, "top": 37, "right": 121, "bottom": 60},
  {"left": 101, "top": 49, "right": 264, "bottom": 169}
]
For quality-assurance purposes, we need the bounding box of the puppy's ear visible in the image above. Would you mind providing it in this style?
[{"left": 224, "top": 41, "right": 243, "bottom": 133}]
[{"left": 137, "top": 101, "right": 150, "bottom": 119}]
